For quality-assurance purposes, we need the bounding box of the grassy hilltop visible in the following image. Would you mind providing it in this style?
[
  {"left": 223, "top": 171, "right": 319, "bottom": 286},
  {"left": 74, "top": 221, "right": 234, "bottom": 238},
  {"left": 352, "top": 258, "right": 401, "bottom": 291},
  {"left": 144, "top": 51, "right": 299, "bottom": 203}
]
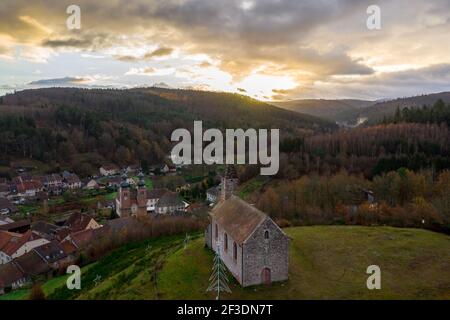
[{"left": 1, "top": 226, "right": 449, "bottom": 300}]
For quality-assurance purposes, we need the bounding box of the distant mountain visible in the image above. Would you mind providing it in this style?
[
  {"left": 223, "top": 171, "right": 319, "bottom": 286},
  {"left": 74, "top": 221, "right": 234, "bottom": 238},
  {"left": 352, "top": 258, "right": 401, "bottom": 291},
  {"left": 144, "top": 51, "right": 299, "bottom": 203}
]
[
  {"left": 29, "top": 77, "right": 88, "bottom": 86},
  {"left": 337, "top": 91, "right": 450, "bottom": 125},
  {"left": 151, "top": 82, "right": 172, "bottom": 89},
  {"left": 273, "top": 92, "right": 450, "bottom": 126},
  {"left": 272, "top": 99, "right": 374, "bottom": 122}
]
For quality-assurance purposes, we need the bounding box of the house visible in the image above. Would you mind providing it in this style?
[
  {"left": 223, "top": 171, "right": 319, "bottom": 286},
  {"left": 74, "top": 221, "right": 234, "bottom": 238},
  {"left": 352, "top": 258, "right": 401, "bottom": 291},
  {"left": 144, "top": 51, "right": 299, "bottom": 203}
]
[
  {"left": 31, "top": 221, "right": 60, "bottom": 240},
  {"left": 33, "top": 241, "right": 71, "bottom": 269},
  {"left": 15, "top": 180, "right": 44, "bottom": 198},
  {"left": 32, "top": 221, "right": 59, "bottom": 236},
  {"left": 99, "top": 164, "right": 120, "bottom": 176},
  {"left": 63, "top": 212, "right": 101, "bottom": 234},
  {"left": 44, "top": 174, "right": 63, "bottom": 188},
  {"left": 126, "top": 164, "right": 141, "bottom": 175},
  {"left": 146, "top": 188, "right": 169, "bottom": 212},
  {"left": 64, "top": 226, "right": 110, "bottom": 250},
  {"left": 0, "top": 230, "right": 50, "bottom": 264},
  {"left": 116, "top": 173, "right": 148, "bottom": 217},
  {"left": 154, "top": 191, "right": 185, "bottom": 215},
  {"left": 0, "top": 219, "right": 31, "bottom": 233},
  {"left": 0, "top": 198, "right": 18, "bottom": 215},
  {"left": 64, "top": 174, "right": 82, "bottom": 190},
  {"left": 47, "top": 185, "right": 63, "bottom": 197},
  {"left": 206, "top": 185, "right": 220, "bottom": 204},
  {"left": 0, "top": 231, "right": 22, "bottom": 264},
  {"left": 0, "top": 261, "right": 28, "bottom": 295},
  {"left": 11, "top": 175, "right": 32, "bottom": 185},
  {"left": 14, "top": 250, "right": 51, "bottom": 277},
  {"left": 60, "top": 239, "right": 78, "bottom": 256},
  {"left": 205, "top": 166, "right": 289, "bottom": 287},
  {"left": 85, "top": 179, "right": 99, "bottom": 190},
  {"left": 103, "top": 176, "right": 122, "bottom": 189}
]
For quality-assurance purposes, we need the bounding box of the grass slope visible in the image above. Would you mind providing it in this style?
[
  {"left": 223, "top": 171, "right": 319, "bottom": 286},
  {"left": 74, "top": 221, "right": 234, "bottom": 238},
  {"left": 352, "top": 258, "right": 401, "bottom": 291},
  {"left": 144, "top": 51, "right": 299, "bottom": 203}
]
[{"left": 1, "top": 226, "right": 449, "bottom": 300}]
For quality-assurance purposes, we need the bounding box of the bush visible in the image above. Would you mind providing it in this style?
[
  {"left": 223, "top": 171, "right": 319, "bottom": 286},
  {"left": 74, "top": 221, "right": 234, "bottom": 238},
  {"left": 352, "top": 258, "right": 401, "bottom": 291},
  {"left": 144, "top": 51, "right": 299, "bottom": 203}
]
[{"left": 29, "top": 284, "right": 46, "bottom": 300}]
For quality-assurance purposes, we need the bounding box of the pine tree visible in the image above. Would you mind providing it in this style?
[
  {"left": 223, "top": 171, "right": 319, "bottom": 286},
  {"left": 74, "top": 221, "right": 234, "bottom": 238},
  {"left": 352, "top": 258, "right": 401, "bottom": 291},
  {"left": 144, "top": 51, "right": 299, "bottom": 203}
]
[{"left": 206, "top": 243, "right": 231, "bottom": 300}]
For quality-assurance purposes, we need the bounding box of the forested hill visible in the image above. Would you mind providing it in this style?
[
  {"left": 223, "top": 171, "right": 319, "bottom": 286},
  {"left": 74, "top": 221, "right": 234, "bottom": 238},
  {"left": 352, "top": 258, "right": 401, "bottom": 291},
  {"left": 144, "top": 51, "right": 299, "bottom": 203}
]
[
  {"left": 273, "top": 92, "right": 450, "bottom": 125},
  {"left": 0, "top": 87, "right": 335, "bottom": 176},
  {"left": 342, "top": 91, "right": 450, "bottom": 125},
  {"left": 381, "top": 99, "right": 450, "bottom": 126},
  {"left": 272, "top": 99, "right": 373, "bottom": 122},
  {"left": 1, "top": 87, "right": 333, "bottom": 130}
]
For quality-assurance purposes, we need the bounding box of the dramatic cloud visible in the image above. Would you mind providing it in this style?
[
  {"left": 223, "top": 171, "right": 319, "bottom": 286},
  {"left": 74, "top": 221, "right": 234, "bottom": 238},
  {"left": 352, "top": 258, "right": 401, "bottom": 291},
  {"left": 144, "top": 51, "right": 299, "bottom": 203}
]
[
  {"left": 115, "top": 47, "right": 175, "bottom": 62},
  {"left": 0, "top": 0, "right": 450, "bottom": 99},
  {"left": 29, "top": 77, "right": 92, "bottom": 86}
]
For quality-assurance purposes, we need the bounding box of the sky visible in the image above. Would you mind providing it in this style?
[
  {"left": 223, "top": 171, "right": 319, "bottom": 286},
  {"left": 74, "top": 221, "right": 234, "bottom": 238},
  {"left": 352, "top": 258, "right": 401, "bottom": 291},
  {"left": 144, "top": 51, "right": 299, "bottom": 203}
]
[{"left": 1, "top": 0, "right": 450, "bottom": 100}]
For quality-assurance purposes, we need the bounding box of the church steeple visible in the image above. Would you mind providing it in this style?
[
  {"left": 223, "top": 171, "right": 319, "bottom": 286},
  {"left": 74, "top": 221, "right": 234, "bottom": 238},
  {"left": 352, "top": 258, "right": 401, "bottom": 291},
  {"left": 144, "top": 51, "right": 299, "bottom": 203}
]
[
  {"left": 220, "top": 165, "right": 238, "bottom": 201},
  {"left": 137, "top": 171, "right": 147, "bottom": 208}
]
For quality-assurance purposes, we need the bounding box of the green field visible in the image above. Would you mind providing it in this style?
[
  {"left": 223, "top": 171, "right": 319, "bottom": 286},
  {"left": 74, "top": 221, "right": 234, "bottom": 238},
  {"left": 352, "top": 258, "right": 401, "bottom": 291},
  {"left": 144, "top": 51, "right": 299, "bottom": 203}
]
[{"left": 1, "top": 226, "right": 449, "bottom": 300}]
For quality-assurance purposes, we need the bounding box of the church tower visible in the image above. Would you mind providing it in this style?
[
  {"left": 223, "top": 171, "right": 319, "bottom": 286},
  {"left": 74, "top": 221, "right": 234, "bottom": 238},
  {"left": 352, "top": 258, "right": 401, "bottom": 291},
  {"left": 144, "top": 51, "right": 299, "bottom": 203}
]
[
  {"left": 136, "top": 171, "right": 147, "bottom": 215},
  {"left": 220, "top": 165, "right": 238, "bottom": 201},
  {"left": 116, "top": 172, "right": 131, "bottom": 217}
]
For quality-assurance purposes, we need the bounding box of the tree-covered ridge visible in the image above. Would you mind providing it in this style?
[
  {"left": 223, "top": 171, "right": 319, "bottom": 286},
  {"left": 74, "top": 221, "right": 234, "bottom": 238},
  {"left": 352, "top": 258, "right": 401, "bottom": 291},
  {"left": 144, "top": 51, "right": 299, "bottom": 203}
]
[
  {"left": 382, "top": 99, "right": 450, "bottom": 126},
  {"left": 0, "top": 88, "right": 334, "bottom": 177},
  {"left": 2, "top": 88, "right": 450, "bottom": 180},
  {"left": 272, "top": 122, "right": 450, "bottom": 178}
]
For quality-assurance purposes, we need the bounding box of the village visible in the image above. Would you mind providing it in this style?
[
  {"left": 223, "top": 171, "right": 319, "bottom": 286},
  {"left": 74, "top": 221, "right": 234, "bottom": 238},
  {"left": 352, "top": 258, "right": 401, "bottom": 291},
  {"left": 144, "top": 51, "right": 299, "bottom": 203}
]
[{"left": 0, "top": 161, "right": 233, "bottom": 295}]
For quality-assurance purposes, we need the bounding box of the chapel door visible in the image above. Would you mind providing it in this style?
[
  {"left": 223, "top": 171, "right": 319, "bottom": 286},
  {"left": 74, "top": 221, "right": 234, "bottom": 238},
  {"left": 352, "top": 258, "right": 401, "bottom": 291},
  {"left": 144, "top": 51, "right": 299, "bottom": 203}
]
[{"left": 261, "top": 268, "right": 271, "bottom": 285}]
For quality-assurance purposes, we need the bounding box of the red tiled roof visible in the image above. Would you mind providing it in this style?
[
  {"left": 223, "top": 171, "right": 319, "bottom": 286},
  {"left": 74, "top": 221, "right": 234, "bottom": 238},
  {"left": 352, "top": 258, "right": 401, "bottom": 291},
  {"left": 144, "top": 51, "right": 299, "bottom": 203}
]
[
  {"left": 70, "top": 229, "right": 95, "bottom": 248},
  {"left": 14, "top": 251, "right": 50, "bottom": 276},
  {"left": 64, "top": 212, "right": 95, "bottom": 233},
  {"left": 60, "top": 240, "right": 77, "bottom": 255},
  {"left": 1, "top": 230, "right": 44, "bottom": 256},
  {"left": 16, "top": 180, "right": 43, "bottom": 193},
  {"left": 0, "top": 231, "right": 21, "bottom": 251},
  {"left": 70, "top": 226, "right": 109, "bottom": 249},
  {"left": 0, "top": 219, "right": 31, "bottom": 232}
]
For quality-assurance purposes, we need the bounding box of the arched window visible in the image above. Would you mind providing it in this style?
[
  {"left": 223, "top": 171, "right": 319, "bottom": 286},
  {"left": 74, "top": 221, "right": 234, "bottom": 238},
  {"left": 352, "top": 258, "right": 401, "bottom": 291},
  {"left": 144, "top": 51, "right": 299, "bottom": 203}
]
[
  {"left": 224, "top": 233, "right": 228, "bottom": 251},
  {"left": 215, "top": 224, "right": 218, "bottom": 240},
  {"left": 264, "top": 230, "right": 269, "bottom": 239},
  {"left": 233, "top": 242, "right": 237, "bottom": 261}
]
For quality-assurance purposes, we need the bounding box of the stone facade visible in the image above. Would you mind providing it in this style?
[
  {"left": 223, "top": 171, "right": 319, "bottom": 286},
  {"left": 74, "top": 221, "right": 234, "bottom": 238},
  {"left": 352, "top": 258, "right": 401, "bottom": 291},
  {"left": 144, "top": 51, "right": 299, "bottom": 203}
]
[{"left": 241, "top": 218, "right": 289, "bottom": 286}]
